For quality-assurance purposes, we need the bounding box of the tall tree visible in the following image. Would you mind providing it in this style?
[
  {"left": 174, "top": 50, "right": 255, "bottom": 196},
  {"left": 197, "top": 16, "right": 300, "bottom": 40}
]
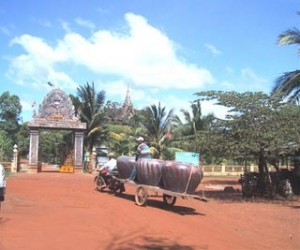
[
  {"left": 72, "top": 82, "right": 106, "bottom": 153},
  {"left": 271, "top": 13, "right": 300, "bottom": 103},
  {"left": 180, "top": 100, "right": 203, "bottom": 135},
  {"left": 0, "top": 91, "right": 22, "bottom": 143},
  {"left": 0, "top": 130, "right": 13, "bottom": 161},
  {"left": 195, "top": 91, "right": 300, "bottom": 195},
  {"left": 15, "top": 122, "right": 30, "bottom": 158},
  {"left": 174, "top": 100, "right": 215, "bottom": 161},
  {"left": 139, "top": 102, "right": 176, "bottom": 158}
]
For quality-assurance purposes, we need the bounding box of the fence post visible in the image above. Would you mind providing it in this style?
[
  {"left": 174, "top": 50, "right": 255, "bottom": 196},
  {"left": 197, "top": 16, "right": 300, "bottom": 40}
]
[
  {"left": 11, "top": 144, "right": 18, "bottom": 173},
  {"left": 221, "top": 164, "right": 226, "bottom": 176},
  {"left": 250, "top": 164, "right": 254, "bottom": 172},
  {"left": 92, "top": 146, "right": 97, "bottom": 171}
]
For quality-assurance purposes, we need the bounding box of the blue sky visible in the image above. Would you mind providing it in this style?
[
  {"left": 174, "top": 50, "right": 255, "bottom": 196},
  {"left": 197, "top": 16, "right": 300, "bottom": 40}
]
[{"left": 0, "top": 0, "right": 299, "bottom": 122}]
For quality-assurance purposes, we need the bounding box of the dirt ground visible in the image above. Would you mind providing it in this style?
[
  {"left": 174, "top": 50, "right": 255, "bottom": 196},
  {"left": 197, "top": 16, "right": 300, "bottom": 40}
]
[{"left": 0, "top": 171, "right": 299, "bottom": 250}]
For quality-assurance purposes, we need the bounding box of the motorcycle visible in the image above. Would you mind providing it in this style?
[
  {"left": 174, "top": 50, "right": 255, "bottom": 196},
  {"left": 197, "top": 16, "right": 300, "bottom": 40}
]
[
  {"left": 239, "top": 173, "right": 259, "bottom": 197},
  {"left": 94, "top": 168, "right": 125, "bottom": 195}
]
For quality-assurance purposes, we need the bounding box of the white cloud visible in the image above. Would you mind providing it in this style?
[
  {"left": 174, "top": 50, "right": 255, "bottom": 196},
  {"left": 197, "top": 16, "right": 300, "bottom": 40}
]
[
  {"left": 6, "top": 35, "right": 77, "bottom": 89},
  {"left": 7, "top": 13, "right": 214, "bottom": 91},
  {"left": 205, "top": 43, "right": 222, "bottom": 57},
  {"left": 201, "top": 100, "right": 228, "bottom": 119},
  {"left": 75, "top": 18, "right": 96, "bottom": 30},
  {"left": 20, "top": 100, "right": 32, "bottom": 111}
]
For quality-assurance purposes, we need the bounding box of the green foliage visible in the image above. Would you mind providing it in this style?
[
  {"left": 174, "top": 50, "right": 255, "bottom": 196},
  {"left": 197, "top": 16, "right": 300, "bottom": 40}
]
[
  {"left": 271, "top": 14, "right": 300, "bottom": 103},
  {"left": 172, "top": 101, "right": 215, "bottom": 162},
  {"left": 0, "top": 131, "right": 13, "bottom": 161},
  {"left": 15, "top": 122, "right": 30, "bottom": 157},
  {"left": 104, "top": 124, "right": 136, "bottom": 156},
  {"left": 39, "top": 130, "right": 73, "bottom": 164},
  {"left": 139, "top": 102, "right": 176, "bottom": 158},
  {"left": 0, "top": 91, "right": 22, "bottom": 143},
  {"left": 74, "top": 82, "right": 107, "bottom": 152},
  {"left": 277, "top": 27, "right": 300, "bottom": 48},
  {"left": 180, "top": 100, "right": 208, "bottom": 134},
  {"left": 195, "top": 91, "right": 297, "bottom": 157},
  {"left": 104, "top": 101, "right": 123, "bottom": 122},
  {"left": 195, "top": 91, "right": 300, "bottom": 193},
  {"left": 160, "top": 147, "right": 183, "bottom": 161}
]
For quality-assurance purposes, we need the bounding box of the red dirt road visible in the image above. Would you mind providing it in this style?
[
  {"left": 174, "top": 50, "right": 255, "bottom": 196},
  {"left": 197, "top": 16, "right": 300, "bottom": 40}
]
[{"left": 0, "top": 172, "right": 299, "bottom": 250}]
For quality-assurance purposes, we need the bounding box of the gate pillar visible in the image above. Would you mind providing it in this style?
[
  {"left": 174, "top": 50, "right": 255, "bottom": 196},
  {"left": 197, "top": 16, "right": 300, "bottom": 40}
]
[
  {"left": 29, "top": 129, "right": 39, "bottom": 172},
  {"left": 74, "top": 131, "right": 84, "bottom": 170}
]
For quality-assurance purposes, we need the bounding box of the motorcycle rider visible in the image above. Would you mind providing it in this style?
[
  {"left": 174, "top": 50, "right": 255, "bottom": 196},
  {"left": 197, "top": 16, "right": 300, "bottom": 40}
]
[{"left": 98, "top": 153, "right": 117, "bottom": 188}]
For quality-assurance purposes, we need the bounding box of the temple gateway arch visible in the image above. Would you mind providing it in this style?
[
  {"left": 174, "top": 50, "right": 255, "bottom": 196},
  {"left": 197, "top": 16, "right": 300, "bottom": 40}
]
[{"left": 28, "top": 88, "right": 87, "bottom": 172}]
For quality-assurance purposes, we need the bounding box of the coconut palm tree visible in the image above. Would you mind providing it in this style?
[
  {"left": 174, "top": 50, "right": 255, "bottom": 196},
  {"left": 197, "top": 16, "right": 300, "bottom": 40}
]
[
  {"left": 139, "top": 102, "right": 176, "bottom": 158},
  {"left": 271, "top": 16, "right": 300, "bottom": 103},
  {"left": 73, "top": 82, "right": 106, "bottom": 152},
  {"left": 180, "top": 100, "right": 211, "bottom": 135},
  {"left": 176, "top": 100, "right": 214, "bottom": 152}
]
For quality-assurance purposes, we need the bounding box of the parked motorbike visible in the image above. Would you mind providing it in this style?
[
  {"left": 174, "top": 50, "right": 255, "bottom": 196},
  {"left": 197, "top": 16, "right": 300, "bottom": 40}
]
[
  {"left": 239, "top": 173, "right": 259, "bottom": 197},
  {"left": 94, "top": 168, "right": 125, "bottom": 195}
]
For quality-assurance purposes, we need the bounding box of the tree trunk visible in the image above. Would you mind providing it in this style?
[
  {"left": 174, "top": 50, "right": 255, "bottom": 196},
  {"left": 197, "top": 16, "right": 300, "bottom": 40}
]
[{"left": 258, "top": 150, "right": 274, "bottom": 197}]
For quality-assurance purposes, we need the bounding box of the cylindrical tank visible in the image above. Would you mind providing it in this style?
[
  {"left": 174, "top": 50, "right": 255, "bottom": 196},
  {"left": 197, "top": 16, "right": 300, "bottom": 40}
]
[
  {"left": 136, "top": 158, "right": 164, "bottom": 186},
  {"left": 162, "top": 161, "right": 203, "bottom": 194},
  {"left": 116, "top": 156, "right": 136, "bottom": 179}
]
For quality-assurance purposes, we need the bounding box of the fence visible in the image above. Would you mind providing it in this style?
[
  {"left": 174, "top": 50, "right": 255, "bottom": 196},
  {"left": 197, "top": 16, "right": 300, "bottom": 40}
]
[{"left": 202, "top": 164, "right": 259, "bottom": 177}]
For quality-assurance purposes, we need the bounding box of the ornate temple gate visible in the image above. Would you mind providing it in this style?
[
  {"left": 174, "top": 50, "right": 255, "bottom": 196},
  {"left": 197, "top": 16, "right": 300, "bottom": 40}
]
[{"left": 28, "top": 89, "right": 86, "bottom": 173}]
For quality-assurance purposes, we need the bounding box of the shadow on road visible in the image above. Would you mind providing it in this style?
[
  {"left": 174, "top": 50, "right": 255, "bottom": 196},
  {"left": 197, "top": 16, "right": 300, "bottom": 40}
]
[
  {"left": 146, "top": 199, "right": 205, "bottom": 216},
  {"left": 101, "top": 233, "right": 206, "bottom": 250},
  {"left": 197, "top": 189, "right": 300, "bottom": 205},
  {"left": 96, "top": 189, "right": 205, "bottom": 216}
]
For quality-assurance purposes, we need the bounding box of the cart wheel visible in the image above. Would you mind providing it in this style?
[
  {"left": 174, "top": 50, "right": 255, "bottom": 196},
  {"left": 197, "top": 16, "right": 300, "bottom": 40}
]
[
  {"left": 94, "top": 176, "right": 106, "bottom": 192},
  {"left": 135, "top": 186, "right": 148, "bottom": 206},
  {"left": 163, "top": 194, "right": 176, "bottom": 207}
]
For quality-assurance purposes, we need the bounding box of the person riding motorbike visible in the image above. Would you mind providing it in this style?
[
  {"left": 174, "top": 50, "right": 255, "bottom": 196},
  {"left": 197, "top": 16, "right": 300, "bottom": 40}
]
[
  {"left": 98, "top": 153, "right": 117, "bottom": 189},
  {"left": 95, "top": 153, "right": 125, "bottom": 193}
]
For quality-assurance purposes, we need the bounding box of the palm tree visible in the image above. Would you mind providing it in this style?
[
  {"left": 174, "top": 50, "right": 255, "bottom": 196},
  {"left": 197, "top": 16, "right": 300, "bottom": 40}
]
[
  {"left": 271, "top": 16, "right": 300, "bottom": 103},
  {"left": 105, "top": 123, "right": 137, "bottom": 156},
  {"left": 177, "top": 100, "right": 214, "bottom": 152},
  {"left": 180, "top": 100, "right": 207, "bottom": 135},
  {"left": 140, "top": 102, "right": 176, "bottom": 158},
  {"left": 73, "top": 82, "right": 106, "bottom": 152}
]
